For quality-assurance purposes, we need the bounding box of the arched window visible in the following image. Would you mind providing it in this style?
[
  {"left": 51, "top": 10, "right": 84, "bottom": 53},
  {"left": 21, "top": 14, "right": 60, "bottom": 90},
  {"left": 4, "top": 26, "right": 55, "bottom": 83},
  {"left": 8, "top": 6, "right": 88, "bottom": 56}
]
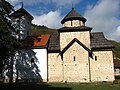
[
  {"left": 31, "top": 58, "right": 35, "bottom": 63},
  {"left": 95, "top": 56, "right": 97, "bottom": 61}
]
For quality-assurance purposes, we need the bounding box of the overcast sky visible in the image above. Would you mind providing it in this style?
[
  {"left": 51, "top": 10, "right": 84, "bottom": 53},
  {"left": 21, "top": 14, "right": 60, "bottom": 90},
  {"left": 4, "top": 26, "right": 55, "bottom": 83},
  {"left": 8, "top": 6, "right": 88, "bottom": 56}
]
[{"left": 7, "top": 0, "right": 120, "bottom": 41}]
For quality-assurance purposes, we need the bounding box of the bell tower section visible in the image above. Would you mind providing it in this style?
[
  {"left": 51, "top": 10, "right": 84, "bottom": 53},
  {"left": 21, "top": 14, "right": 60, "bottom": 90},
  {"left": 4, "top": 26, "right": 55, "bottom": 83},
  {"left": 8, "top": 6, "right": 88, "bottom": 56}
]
[{"left": 58, "top": 8, "right": 92, "bottom": 50}]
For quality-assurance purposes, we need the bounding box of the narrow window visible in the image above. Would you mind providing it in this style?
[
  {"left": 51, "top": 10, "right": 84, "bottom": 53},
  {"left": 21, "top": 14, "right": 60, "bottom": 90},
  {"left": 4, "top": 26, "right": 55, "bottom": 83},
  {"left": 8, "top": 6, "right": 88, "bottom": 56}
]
[
  {"left": 95, "top": 56, "right": 97, "bottom": 61},
  {"left": 79, "top": 21, "right": 81, "bottom": 26},
  {"left": 74, "top": 56, "right": 75, "bottom": 61},
  {"left": 71, "top": 20, "right": 72, "bottom": 26}
]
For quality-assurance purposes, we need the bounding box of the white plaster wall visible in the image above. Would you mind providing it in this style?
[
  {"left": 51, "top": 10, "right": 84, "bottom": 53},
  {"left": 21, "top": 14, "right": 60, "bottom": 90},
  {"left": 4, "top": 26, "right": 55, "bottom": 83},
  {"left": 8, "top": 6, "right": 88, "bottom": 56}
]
[
  {"left": 33, "top": 49, "right": 47, "bottom": 82},
  {"left": 3, "top": 49, "right": 47, "bottom": 83}
]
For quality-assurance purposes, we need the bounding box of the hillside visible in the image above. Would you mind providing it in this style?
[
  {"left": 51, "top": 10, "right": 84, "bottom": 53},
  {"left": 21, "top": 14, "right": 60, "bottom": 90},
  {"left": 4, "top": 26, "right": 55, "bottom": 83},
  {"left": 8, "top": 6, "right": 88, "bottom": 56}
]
[
  {"left": 31, "top": 24, "right": 120, "bottom": 58},
  {"left": 110, "top": 40, "right": 120, "bottom": 58},
  {"left": 31, "top": 24, "right": 57, "bottom": 35}
]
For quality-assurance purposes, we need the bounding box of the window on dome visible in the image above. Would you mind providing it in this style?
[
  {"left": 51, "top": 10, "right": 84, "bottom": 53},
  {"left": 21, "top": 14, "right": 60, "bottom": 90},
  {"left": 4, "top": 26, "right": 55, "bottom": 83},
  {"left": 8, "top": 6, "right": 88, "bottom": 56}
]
[{"left": 71, "top": 20, "right": 72, "bottom": 26}]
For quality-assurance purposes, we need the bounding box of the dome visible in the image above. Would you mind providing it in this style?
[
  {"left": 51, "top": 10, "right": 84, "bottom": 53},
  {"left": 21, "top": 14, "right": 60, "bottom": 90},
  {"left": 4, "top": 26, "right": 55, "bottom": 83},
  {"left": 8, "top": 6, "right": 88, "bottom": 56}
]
[{"left": 61, "top": 8, "right": 86, "bottom": 24}]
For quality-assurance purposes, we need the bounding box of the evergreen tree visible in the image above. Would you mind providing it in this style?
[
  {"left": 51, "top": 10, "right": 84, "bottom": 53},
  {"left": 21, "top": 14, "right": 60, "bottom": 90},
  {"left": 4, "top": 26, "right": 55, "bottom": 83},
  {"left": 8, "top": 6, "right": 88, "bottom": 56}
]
[{"left": 0, "top": 0, "right": 21, "bottom": 82}]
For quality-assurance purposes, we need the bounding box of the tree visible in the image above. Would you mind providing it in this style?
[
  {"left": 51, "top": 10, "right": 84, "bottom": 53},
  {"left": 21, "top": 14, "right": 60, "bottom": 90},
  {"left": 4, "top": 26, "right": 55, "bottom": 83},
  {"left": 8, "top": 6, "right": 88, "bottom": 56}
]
[{"left": 0, "top": 0, "right": 21, "bottom": 82}]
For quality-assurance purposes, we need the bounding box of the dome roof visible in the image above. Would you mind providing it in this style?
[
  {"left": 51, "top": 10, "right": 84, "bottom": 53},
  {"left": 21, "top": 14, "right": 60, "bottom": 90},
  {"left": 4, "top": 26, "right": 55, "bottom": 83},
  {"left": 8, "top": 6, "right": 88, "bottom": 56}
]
[{"left": 61, "top": 8, "right": 86, "bottom": 24}]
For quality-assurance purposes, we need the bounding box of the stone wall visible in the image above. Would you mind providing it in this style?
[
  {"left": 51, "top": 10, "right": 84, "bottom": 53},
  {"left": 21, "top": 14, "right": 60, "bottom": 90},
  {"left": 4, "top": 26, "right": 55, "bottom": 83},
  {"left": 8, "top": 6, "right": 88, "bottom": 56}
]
[
  {"left": 90, "top": 51, "right": 115, "bottom": 82},
  {"left": 48, "top": 53, "right": 63, "bottom": 82},
  {"left": 63, "top": 42, "right": 90, "bottom": 82},
  {"left": 48, "top": 48, "right": 114, "bottom": 82},
  {"left": 64, "top": 20, "right": 71, "bottom": 27},
  {"left": 60, "top": 31, "right": 90, "bottom": 50},
  {"left": 48, "top": 42, "right": 90, "bottom": 82},
  {"left": 64, "top": 20, "right": 84, "bottom": 27},
  {"left": 48, "top": 29, "right": 114, "bottom": 82}
]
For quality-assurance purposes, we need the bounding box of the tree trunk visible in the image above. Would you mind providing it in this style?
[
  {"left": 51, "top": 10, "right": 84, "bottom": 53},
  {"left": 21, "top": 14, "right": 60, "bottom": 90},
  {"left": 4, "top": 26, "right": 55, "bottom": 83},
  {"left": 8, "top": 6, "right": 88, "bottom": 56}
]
[{"left": 9, "top": 56, "right": 13, "bottom": 83}]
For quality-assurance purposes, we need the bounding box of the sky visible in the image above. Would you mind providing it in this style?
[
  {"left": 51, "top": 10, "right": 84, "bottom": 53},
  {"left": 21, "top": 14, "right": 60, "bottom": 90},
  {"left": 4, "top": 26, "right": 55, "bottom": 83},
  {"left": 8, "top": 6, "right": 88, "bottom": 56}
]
[{"left": 7, "top": 0, "right": 120, "bottom": 41}]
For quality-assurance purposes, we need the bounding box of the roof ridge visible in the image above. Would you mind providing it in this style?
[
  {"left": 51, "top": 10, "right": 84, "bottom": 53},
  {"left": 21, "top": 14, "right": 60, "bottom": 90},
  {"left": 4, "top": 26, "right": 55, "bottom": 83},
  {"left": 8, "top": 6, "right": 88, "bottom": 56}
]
[
  {"left": 61, "top": 8, "right": 86, "bottom": 24},
  {"left": 11, "top": 7, "right": 33, "bottom": 20},
  {"left": 91, "top": 32, "right": 103, "bottom": 34}
]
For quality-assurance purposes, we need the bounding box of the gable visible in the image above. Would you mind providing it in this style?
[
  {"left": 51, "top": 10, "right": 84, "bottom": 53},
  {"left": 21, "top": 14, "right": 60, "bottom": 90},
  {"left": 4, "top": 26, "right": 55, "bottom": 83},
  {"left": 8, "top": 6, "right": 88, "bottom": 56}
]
[
  {"left": 60, "top": 38, "right": 92, "bottom": 57},
  {"left": 63, "top": 42, "right": 89, "bottom": 59},
  {"left": 11, "top": 8, "right": 33, "bottom": 20}
]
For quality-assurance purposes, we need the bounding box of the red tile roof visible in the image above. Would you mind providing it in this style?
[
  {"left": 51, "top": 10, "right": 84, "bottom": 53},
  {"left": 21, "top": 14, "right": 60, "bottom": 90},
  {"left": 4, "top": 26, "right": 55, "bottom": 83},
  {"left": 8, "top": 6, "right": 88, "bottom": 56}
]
[
  {"left": 33, "top": 35, "right": 50, "bottom": 47},
  {"left": 23, "top": 34, "right": 50, "bottom": 48}
]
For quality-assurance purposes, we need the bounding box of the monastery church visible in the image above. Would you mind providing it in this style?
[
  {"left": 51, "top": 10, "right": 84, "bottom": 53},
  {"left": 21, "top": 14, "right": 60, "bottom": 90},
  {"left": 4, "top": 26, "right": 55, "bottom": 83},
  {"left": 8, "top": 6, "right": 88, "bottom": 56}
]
[{"left": 4, "top": 6, "right": 115, "bottom": 83}]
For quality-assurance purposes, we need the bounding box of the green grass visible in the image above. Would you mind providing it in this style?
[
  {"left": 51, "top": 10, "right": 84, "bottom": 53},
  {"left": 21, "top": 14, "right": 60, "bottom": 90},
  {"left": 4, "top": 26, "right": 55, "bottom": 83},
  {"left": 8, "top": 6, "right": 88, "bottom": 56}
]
[
  {"left": 49, "top": 83, "right": 120, "bottom": 90},
  {"left": 0, "top": 82, "right": 120, "bottom": 90}
]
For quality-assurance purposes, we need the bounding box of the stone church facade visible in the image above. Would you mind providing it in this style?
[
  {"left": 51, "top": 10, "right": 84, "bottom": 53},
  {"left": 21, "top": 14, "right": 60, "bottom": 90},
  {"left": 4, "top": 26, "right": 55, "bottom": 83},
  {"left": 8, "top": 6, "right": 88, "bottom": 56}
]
[
  {"left": 47, "top": 8, "right": 115, "bottom": 82},
  {"left": 3, "top": 6, "right": 115, "bottom": 83}
]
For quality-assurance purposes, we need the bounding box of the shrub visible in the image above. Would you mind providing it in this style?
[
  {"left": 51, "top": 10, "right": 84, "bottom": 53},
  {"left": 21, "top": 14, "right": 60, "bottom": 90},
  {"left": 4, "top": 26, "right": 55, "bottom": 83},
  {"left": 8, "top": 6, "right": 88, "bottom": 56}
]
[
  {"left": 113, "top": 80, "right": 119, "bottom": 84},
  {"left": 115, "top": 76, "right": 120, "bottom": 79}
]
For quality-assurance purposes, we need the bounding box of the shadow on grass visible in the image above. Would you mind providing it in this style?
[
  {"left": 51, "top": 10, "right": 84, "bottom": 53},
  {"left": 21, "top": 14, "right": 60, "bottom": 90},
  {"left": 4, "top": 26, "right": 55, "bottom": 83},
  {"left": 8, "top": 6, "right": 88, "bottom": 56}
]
[{"left": 0, "top": 83, "right": 72, "bottom": 90}]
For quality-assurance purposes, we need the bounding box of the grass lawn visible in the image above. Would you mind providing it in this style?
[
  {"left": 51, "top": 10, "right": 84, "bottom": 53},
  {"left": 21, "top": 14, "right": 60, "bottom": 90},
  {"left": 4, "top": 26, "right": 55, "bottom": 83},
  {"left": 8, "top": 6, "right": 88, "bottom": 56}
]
[
  {"left": 49, "top": 83, "right": 120, "bottom": 90},
  {"left": 0, "top": 82, "right": 120, "bottom": 90}
]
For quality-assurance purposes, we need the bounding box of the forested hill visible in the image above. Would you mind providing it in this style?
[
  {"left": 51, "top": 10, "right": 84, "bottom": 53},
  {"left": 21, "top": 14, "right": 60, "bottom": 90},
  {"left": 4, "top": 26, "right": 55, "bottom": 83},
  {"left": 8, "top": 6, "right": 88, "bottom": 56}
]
[
  {"left": 31, "top": 24, "right": 120, "bottom": 58},
  {"left": 110, "top": 40, "right": 120, "bottom": 58},
  {"left": 31, "top": 24, "right": 57, "bottom": 35}
]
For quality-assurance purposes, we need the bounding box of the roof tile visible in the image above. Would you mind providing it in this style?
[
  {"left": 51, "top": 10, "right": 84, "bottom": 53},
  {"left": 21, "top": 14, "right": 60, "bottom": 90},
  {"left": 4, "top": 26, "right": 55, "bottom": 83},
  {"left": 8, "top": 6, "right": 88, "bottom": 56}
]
[
  {"left": 48, "top": 32, "right": 60, "bottom": 52},
  {"left": 90, "top": 32, "right": 114, "bottom": 50},
  {"left": 61, "top": 8, "right": 86, "bottom": 24},
  {"left": 23, "top": 34, "right": 50, "bottom": 48}
]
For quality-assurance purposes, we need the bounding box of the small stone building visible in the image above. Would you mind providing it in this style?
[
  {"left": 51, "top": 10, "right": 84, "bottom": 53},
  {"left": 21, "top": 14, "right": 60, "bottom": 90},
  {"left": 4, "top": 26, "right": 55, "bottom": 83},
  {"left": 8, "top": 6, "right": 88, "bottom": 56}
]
[
  {"left": 114, "top": 58, "right": 120, "bottom": 76},
  {"left": 47, "top": 8, "right": 115, "bottom": 82}
]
